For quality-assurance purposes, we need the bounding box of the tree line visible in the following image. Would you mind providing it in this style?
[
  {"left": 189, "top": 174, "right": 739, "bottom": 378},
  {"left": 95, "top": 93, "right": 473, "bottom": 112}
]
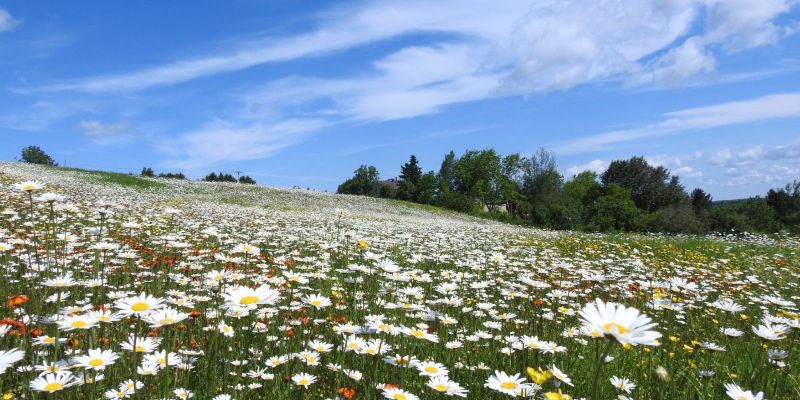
[
  {"left": 337, "top": 149, "right": 800, "bottom": 235},
  {"left": 18, "top": 145, "right": 256, "bottom": 185}
]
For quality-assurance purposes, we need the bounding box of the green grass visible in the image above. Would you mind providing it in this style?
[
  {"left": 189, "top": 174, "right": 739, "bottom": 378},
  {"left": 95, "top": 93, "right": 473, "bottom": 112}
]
[{"left": 57, "top": 166, "right": 167, "bottom": 189}]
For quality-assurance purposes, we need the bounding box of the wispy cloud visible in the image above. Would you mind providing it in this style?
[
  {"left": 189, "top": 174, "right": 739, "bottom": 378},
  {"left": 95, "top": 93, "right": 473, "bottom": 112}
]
[
  {"left": 157, "top": 118, "right": 328, "bottom": 170},
  {"left": 554, "top": 93, "right": 800, "bottom": 154},
  {"left": 31, "top": 0, "right": 799, "bottom": 95},
  {"left": 0, "top": 8, "right": 20, "bottom": 33}
]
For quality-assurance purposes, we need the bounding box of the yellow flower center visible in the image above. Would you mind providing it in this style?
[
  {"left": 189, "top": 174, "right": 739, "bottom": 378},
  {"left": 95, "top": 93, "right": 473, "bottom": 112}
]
[
  {"left": 159, "top": 318, "right": 175, "bottom": 324},
  {"left": 501, "top": 382, "right": 518, "bottom": 390},
  {"left": 298, "top": 378, "right": 309, "bottom": 385},
  {"left": 43, "top": 337, "right": 55, "bottom": 343},
  {"left": 43, "top": 382, "right": 62, "bottom": 392},
  {"left": 131, "top": 302, "right": 150, "bottom": 312},
  {"left": 71, "top": 320, "right": 87, "bottom": 328},
  {"left": 434, "top": 384, "right": 447, "bottom": 391},
  {"left": 393, "top": 394, "right": 407, "bottom": 400},
  {"left": 240, "top": 295, "right": 259, "bottom": 305},
  {"left": 424, "top": 366, "right": 438, "bottom": 373},
  {"left": 311, "top": 300, "right": 321, "bottom": 306},
  {"left": 135, "top": 345, "right": 146, "bottom": 352},
  {"left": 602, "top": 322, "right": 629, "bottom": 334},
  {"left": 88, "top": 358, "right": 104, "bottom": 367},
  {"left": 411, "top": 330, "right": 425, "bottom": 338}
]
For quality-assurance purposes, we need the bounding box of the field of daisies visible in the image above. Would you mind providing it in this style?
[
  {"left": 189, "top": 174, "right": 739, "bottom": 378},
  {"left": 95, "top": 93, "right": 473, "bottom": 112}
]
[{"left": 0, "top": 162, "right": 798, "bottom": 400}]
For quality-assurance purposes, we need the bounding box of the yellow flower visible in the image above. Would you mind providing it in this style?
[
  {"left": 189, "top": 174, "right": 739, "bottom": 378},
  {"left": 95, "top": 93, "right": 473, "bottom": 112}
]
[
  {"left": 356, "top": 240, "right": 368, "bottom": 249},
  {"left": 526, "top": 367, "right": 552, "bottom": 385},
  {"left": 544, "top": 390, "right": 572, "bottom": 400},
  {"left": 3, "top": 392, "right": 14, "bottom": 400}
]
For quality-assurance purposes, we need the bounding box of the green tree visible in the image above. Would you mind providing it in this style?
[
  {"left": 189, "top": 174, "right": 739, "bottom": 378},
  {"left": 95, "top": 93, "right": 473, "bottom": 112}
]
[
  {"left": 454, "top": 149, "right": 503, "bottom": 210},
  {"left": 521, "top": 149, "right": 564, "bottom": 227},
  {"left": 140, "top": 167, "right": 155, "bottom": 177},
  {"left": 238, "top": 175, "right": 256, "bottom": 184},
  {"left": 397, "top": 155, "right": 423, "bottom": 201},
  {"left": 601, "top": 156, "right": 687, "bottom": 212},
  {"left": 690, "top": 188, "right": 713, "bottom": 214},
  {"left": 562, "top": 171, "right": 600, "bottom": 228},
  {"left": 585, "top": 183, "right": 642, "bottom": 232},
  {"left": 437, "top": 151, "right": 457, "bottom": 194},
  {"left": 337, "top": 165, "right": 381, "bottom": 197},
  {"left": 20, "top": 145, "right": 57, "bottom": 166},
  {"left": 766, "top": 181, "right": 800, "bottom": 230}
]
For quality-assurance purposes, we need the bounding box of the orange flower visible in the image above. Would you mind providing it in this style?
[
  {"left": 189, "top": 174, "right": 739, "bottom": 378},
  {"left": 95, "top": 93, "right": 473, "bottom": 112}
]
[
  {"left": 337, "top": 387, "right": 356, "bottom": 399},
  {"left": 7, "top": 295, "right": 29, "bottom": 308},
  {"left": 188, "top": 310, "right": 202, "bottom": 318}
]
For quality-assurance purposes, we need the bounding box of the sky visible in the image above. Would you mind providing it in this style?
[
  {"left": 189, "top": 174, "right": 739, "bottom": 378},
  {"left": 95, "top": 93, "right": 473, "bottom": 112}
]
[{"left": 0, "top": 1, "right": 799, "bottom": 199}]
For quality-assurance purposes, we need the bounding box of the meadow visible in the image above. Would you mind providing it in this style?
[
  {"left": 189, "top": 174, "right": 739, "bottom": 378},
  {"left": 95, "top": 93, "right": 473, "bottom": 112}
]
[{"left": 0, "top": 162, "right": 797, "bottom": 400}]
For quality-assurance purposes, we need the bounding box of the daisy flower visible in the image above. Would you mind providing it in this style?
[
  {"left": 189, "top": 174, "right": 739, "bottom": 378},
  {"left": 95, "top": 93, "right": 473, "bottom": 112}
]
[
  {"left": 30, "top": 372, "right": 76, "bottom": 393},
  {"left": 0, "top": 348, "right": 24, "bottom": 373},
  {"left": 578, "top": 299, "right": 661, "bottom": 346},
  {"left": 75, "top": 348, "right": 119, "bottom": 371},
  {"left": 382, "top": 387, "right": 419, "bottom": 400},
  {"left": 291, "top": 372, "right": 316, "bottom": 387},
  {"left": 115, "top": 293, "right": 165, "bottom": 316},
  {"left": 724, "top": 383, "right": 764, "bottom": 400}
]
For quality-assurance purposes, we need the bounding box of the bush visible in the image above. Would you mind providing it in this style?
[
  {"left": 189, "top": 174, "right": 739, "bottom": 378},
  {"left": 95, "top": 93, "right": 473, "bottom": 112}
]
[
  {"left": 586, "top": 184, "right": 642, "bottom": 232},
  {"left": 648, "top": 203, "right": 704, "bottom": 234},
  {"left": 439, "top": 191, "right": 475, "bottom": 213},
  {"left": 21, "top": 146, "right": 57, "bottom": 166}
]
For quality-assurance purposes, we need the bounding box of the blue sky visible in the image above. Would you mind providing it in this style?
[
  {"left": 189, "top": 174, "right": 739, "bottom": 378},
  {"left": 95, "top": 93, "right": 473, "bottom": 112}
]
[{"left": 1, "top": 1, "right": 799, "bottom": 199}]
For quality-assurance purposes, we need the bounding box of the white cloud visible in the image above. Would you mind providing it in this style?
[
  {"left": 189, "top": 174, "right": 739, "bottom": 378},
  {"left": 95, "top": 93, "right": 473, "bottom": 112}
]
[
  {"left": 78, "top": 120, "right": 129, "bottom": 138},
  {"left": 709, "top": 141, "right": 800, "bottom": 186},
  {"left": 555, "top": 93, "right": 800, "bottom": 153},
  {"left": 0, "top": 8, "right": 20, "bottom": 32},
  {"left": 34, "top": 0, "right": 799, "bottom": 95},
  {"left": 565, "top": 159, "right": 608, "bottom": 177},
  {"left": 158, "top": 118, "right": 327, "bottom": 170}
]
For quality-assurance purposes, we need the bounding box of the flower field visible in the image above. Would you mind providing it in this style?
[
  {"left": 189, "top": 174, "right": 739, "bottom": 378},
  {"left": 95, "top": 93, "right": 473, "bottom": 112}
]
[{"left": 0, "top": 162, "right": 798, "bottom": 400}]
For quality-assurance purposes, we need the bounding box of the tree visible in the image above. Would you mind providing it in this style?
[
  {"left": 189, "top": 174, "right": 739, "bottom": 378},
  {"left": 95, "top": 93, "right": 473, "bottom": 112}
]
[
  {"left": 766, "top": 181, "right": 800, "bottom": 230},
  {"left": 500, "top": 153, "right": 527, "bottom": 218},
  {"left": 415, "top": 171, "right": 437, "bottom": 204},
  {"left": 238, "top": 175, "right": 256, "bottom": 184},
  {"left": 520, "top": 149, "right": 564, "bottom": 227},
  {"left": 337, "top": 165, "right": 381, "bottom": 196},
  {"left": 158, "top": 172, "right": 186, "bottom": 180},
  {"left": 397, "top": 155, "right": 423, "bottom": 201},
  {"left": 140, "top": 167, "right": 155, "bottom": 177},
  {"left": 562, "top": 171, "right": 600, "bottom": 228},
  {"left": 585, "top": 183, "right": 642, "bottom": 232},
  {"left": 20, "top": 146, "right": 57, "bottom": 166},
  {"left": 690, "top": 188, "right": 713, "bottom": 214},
  {"left": 454, "top": 149, "right": 503, "bottom": 209},
  {"left": 601, "top": 156, "right": 687, "bottom": 212},
  {"left": 437, "top": 151, "right": 457, "bottom": 194}
]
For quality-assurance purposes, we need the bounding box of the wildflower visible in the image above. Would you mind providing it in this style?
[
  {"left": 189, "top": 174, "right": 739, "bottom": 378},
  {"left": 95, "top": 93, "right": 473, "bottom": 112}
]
[
  {"left": 291, "top": 372, "right": 316, "bottom": 387},
  {"left": 30, "top": 372, "right": 75, "bottom": 393},
  {"left": 550, "top": 365, "right": 573, "bottom": 387},
  {"left": 485, "top": 371, "right": 532, "bottom": 396},
  {"left": 723, "top": 383, "right": 764, "bottom": 400},
  {"left": 610, "top": 376, "right": 636, "bottom": 393},
  {"left": 578, "top": 299, "right": 661, "bottom": 346},
  {"left": 382, "top": 387, "right": 419, "bottom": 400},
  {"left": 75, "top": 348, "right": 119, "bottom": 371},
  {"left": 222, "top": 285, "right": 280, "bottom": 308},
  {"left": 115, "top": 293, "right": 165, "bottom": 316},
  {"left": 0, "top": 349, "right": 24, "bottom": 373},
  {"left": 13, "top": 181, "right": 44, "bottom": 192},
  {"left": 427, "top": 376, "right": 468, "bottom": 397}
]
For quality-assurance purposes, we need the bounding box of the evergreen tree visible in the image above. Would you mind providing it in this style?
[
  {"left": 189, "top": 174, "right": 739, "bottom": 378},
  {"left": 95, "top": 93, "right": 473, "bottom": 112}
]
[{"left": 397, "top": 155, "right": 423, "bottom": 201}]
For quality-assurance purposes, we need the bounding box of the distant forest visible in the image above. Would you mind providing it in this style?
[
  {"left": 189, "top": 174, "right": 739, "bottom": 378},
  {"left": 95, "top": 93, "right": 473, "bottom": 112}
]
[{"left": 336, "top": 149, "right": 800, "bottom": 235}]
